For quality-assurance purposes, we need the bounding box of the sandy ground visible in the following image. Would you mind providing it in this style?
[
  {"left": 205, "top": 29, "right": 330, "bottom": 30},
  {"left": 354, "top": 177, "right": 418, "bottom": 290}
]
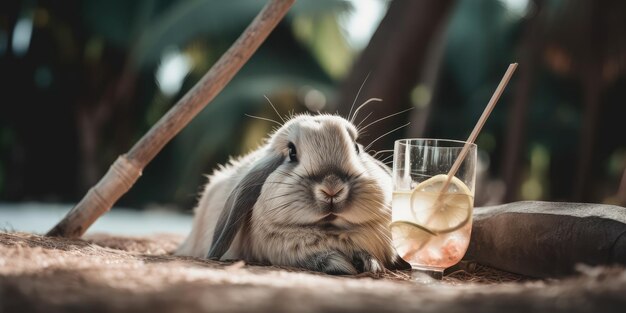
[{"left": 1, "top": 232, "right": 625, "bottom": 313}]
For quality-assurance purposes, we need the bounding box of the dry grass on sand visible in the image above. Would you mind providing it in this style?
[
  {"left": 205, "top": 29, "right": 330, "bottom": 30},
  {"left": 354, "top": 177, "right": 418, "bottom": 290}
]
[{"left": 1, "top": 232, "right": 625, "bottom": 313}]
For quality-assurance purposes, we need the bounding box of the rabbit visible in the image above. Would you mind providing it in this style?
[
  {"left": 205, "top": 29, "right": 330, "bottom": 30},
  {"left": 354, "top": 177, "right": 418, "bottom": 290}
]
[{"left": 176, "top": 113, "right": 410, "bottom": 274}]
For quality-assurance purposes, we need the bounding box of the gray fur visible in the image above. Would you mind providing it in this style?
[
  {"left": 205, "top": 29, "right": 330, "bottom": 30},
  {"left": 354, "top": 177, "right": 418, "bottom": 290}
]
[
  {"left": 208, "top": 153, "right": 283, "bottom": 259},
  {"left": 177, "top": 114, "right": 410, "bottom": 274}
]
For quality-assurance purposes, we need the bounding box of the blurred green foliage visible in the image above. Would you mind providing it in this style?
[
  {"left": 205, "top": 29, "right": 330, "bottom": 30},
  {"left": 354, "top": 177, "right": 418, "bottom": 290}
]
[
  {"left": 1, "top": 0, "right": 625, "bottom": 208},
  {"left": 0, "top": 0, "right": 356, "bottom": 207}
]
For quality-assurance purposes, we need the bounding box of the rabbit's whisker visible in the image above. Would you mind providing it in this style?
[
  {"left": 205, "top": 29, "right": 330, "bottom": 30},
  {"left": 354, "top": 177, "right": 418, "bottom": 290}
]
[
  {"left": 264, "top": 95, "right": 286, "bottom": 124},
  {"left": 365, "top": 122, "right": 410, "bottom": 151},
  {"left": 355, "top": 202, "right": 387, "bottom": 218},
  {"left": 379, "top": 154, "right": 394, "bottom": 164},
  {"left": 352, "top": 205, "right": 390, "bottom": 228},
  {"left": 376, "top": 154, "right": 394, "bottom": 163},
  {"left": 265, "top": 193, "right": 299, "bottom": 202},
  {"left": 348, "top": 72, "right": 370, "bottom": 122},
  {"left": 245, "top": 114, "right": 282, "bottom": 126},
  {"left": 359, "top": 107, "right": 414, "bottom": 134},
  {"left": 301, "top": 163, "right": 314, "bottom": 179},
  {"left": 371, "top": 149, "right": 393, "bottom": 158},
  {"left": 276, "top": 169, "right": 304, "bottom": 181},
  {"left": 271, "top": 175, "right": 298, "bottom": 184},
  {"left": 351, "top": 98, "right": 382, "bottom": 124},
  {"left": 355, "top": 111, "right": 373, "bottom": 130},
  {"left": 272, "top": 200, "right": 300, "bottom": 213},
  {"left": 265, "top": 182, "right": 296, "bottom": 187}
]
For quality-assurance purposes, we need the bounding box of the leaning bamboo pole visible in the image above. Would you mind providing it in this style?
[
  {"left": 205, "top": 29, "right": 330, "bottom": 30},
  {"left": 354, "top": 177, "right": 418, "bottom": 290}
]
[{"left": 47, "top": 0, "right": 295, "bottom": 238}]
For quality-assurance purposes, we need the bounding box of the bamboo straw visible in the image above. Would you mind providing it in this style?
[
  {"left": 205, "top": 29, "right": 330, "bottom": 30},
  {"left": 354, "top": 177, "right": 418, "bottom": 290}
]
[
  {"left": 438, "top": 63, "right": 518, "bottom": 198},
  {"left": 47, "top": 0, "right": 295, "bottom": 238}
]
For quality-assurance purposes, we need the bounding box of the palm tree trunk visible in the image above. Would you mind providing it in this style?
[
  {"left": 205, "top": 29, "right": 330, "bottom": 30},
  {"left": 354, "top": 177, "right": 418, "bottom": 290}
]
[
  {"left": 335, "top": 0, "right": 455, "bottom": 152},
  {"left": 502, "top": 0, "right": 543, "bottom": 202}
]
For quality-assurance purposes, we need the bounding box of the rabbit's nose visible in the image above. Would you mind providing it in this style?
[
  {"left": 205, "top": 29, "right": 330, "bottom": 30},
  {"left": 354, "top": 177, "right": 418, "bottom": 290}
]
[
  {"left": 315, "top": 175, "right": 349, "bottom": 203},
  {"left": 319, "top": 185, "right": 344, "bottom": 198}
]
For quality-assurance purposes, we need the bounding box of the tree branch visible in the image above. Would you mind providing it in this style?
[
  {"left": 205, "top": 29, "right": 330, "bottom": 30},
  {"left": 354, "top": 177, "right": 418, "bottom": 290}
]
[{"left": 47, "top": 0, "right": 295, "bottom": 238}]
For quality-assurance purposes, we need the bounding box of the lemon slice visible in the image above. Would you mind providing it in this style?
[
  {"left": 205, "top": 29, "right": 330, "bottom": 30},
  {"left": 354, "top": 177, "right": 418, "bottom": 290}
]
[
  {"left": 410, "top": 174, "right": 473, "bottom": 234},
  {"left": 390, "top": 220, "right": 436, "bottom": 259}
]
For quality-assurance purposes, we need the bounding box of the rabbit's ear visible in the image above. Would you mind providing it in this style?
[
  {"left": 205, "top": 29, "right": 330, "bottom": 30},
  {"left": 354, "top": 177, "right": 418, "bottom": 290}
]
[{"left": 208, "top": 152, "right": 283, "bottom": 259}]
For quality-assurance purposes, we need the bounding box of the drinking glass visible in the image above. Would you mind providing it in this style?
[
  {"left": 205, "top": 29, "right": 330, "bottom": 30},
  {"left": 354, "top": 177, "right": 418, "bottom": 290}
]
[{"left": 391, "top": 139, "right": 477, "bottom": 279}]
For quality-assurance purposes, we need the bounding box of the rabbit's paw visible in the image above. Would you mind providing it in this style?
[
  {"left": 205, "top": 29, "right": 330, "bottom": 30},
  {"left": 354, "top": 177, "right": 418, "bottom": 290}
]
[
  {"left": 304, "top": 251, "right": 358, "bottom": 275},
  {"left": 351, "top": 250, "right": 384, "bottom": 273}
]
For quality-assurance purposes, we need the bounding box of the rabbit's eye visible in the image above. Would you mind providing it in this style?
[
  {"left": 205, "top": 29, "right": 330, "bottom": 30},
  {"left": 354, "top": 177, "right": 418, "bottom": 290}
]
[
  {"left": 288, "top": 142, "right": 298, "bottom": 162},
  {"left": 354, "top": 142, "right": 360, "bottom": 154}
]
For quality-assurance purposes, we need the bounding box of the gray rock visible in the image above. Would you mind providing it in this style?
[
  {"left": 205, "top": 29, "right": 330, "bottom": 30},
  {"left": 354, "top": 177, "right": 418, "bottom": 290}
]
[{"left": 465, "top": 201, "right": 626, "bottom": 278}]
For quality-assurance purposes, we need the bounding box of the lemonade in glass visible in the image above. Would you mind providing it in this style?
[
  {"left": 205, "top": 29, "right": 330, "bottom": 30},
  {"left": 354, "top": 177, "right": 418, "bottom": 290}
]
[{"left": 391, "top": 139, "right": 476, "bottom": 278}]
